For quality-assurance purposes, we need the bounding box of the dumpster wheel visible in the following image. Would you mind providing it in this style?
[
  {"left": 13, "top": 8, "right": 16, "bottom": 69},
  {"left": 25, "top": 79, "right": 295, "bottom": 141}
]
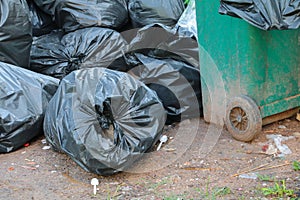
[{"left": 225, "top": 95, "right": 262, "bottom": 142}]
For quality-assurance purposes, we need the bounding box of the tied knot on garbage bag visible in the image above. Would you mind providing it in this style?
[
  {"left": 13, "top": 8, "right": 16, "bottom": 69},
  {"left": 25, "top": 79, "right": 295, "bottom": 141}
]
[
  {"left": 44, "top": 68, "right": 167, "bottom": 175},
  {"left": 67, "top": 55, "right": 85, "bottom": 73},
  {"left": 95, "top": 101, "right": 115, "bottom": 130}
]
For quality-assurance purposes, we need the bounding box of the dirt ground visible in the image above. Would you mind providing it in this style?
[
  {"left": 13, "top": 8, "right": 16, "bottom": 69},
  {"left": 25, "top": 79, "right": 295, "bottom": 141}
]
[{"left": 0, "top": 114, "right": 299, "bottom": 200}]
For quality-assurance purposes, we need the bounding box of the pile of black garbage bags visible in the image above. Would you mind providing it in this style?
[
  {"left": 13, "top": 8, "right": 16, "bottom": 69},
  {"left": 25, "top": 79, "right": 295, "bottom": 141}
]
[{"left": 0, "top": 0, "right": 200, "bottom": 175}]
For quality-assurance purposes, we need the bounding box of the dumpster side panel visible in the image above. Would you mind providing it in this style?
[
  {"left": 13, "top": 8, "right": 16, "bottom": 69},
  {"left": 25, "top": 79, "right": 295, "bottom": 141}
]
[{"left": 196, "top": 0, "right": 300, "bottom": 123}]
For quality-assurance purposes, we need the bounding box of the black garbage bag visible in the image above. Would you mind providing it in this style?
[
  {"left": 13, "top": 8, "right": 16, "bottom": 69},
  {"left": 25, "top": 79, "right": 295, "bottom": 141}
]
[
  {"left": 121, "top": 24, "right": 199, "bottom": 68},
  {"left": 116, "top": 24, "right": 202, "bottom": 124},
  {"left": 44, "top": 68, "right": 166, "bottom": 175},
  {"left": 27, "top": 0, "right": 58, "bottom": 36},
  {"left": 55, "top": 0, "right": 128, "bottom": 32},
  {"left": 0, "top": 62, "right": 59, "bottom": 153},
  {"left": 55, "top": 0, "right": 129, "bottom": 32},
  {"left": 33, "top": 0, "right": 128, "bottom": 32},
  {"left": 128, "top": 0, "right": 185, "bottom": 28},
  {"left": 175, "top": 0, "right": 197, "bottom": 40},
  {"left": 0, "top": 0, "right": 32, "bottom": 68},
  {"left": 30, "top": 27, "right": 128, "bottom": 79},
  {"left": 109, "top": 52, "right": 202, "bottom": 124},
  {"left": 219, "top": 0, "right": 300, "bottom": 30}
]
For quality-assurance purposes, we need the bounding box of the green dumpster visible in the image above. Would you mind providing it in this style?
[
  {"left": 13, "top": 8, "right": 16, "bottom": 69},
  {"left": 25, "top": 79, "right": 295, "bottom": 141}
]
[{"left": 196, "top": 0, "right": 300, "bottom": 141}]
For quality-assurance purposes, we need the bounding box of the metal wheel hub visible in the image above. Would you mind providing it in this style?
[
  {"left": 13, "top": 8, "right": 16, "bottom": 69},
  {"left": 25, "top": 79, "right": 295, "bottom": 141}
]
[{"left": 236, "top": 115, "right": 242, "bottom": 123}]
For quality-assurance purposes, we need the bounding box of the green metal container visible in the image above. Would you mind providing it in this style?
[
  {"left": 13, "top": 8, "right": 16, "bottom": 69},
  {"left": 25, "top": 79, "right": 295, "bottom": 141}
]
[{"left": 196, "top": 0, "right": 300, "bottom": 141}]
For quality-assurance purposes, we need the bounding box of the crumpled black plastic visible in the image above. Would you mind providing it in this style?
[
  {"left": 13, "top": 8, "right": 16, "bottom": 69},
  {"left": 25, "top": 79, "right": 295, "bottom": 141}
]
[
  {"left": 175, "top": 0, "right": 197, "bottom": 40},
  {"left": 44, "top": 68, "right": 166, "bottom": 175},
  {"left": 109, "top": 51, "right": 202, "bottom": 124},
  {"left": 114, "top": 24, "right": 202, "bottom": 124},
  {"left": 27, "top": 0, "right": 58, "bottom": 36},
  {"left": 219, "top": 0, "right": 300, "bottom": 30},
  {"left": 30, "top": 27, "right": 128, "bottom": 79},
  {"left": 121, "top": 24, "right": 199, "bottom": 69},
  {"left": 33, "top": 0, "right": 128, "bottom": 32},
  {"left": 128, "top": 0, "right": 185, "bottom": 28},
  {"left": 55, "top": 0, "right": 129, "bottom": 32},
  {"left": 0, "top": 0, "right": 32, "bottom": 68},
  {"left": 33, "top": 0, "right": 57, "bottom": 16},
  {"left": 0, "top": 62, "right": 59, "bottom": 153}
]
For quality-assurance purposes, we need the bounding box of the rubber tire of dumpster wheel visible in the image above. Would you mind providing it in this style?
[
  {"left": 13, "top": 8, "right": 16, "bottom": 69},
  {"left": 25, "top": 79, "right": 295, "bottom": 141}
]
[{"left": 225, "top": 95, "right": 262, "bottom": 142}]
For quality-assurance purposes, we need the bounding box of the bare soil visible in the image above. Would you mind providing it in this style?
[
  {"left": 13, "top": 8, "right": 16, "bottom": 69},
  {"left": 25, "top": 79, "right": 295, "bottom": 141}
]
[{"left": 0, "top": 115, "right": 299, "bottom": 200}]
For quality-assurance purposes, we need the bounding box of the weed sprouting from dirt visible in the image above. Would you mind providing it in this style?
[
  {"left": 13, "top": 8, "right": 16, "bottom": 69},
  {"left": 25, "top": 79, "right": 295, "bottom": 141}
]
[
  {"left": 260, "top": 180, "right": 295, "bottom": 198},
  {"left": 257, "top": 174, "right": 275, "bottom": 182},
  {"left": 292, "top": 161, "right": 300, "bottom": 171},
  {"left": 196, "top": 177, "right": 231, "bottom": 200}
]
